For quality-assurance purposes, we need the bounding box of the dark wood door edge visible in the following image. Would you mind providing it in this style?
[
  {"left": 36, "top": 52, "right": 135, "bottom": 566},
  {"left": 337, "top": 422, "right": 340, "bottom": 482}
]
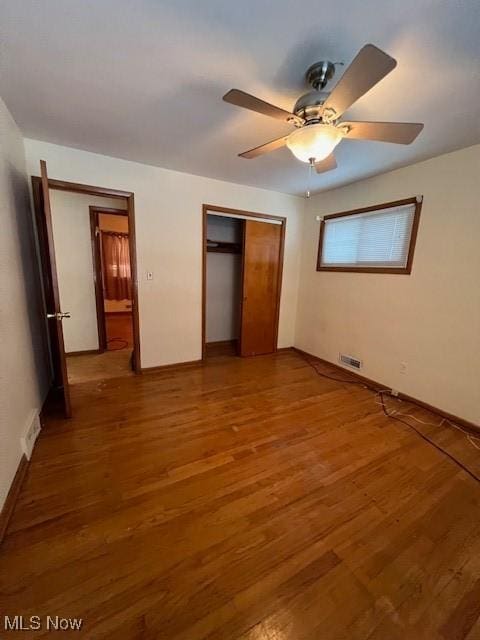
[
  {"left": 89, "top": 209, "right": 107, "bottom": 352},
  {"left": 38, "top": 161, "right": 72, "bottom": 417}
]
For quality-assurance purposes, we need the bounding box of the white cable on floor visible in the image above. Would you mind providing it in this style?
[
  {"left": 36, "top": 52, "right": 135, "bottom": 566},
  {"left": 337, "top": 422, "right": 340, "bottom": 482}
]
[
  {"left": 375, "top": 390, "right": 480, "bottom": 450},
  {"left": 303, "top": 355, "right": 480, "bottom": 453}
]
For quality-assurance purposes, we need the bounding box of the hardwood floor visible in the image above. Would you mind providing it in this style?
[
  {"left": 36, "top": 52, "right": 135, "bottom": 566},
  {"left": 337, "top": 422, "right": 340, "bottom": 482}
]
[
  {"left": 106, "top": 312, "right": 134, "bottom": 350},
  {"left": 206, "top": 339, "right": 238, "bottom": 358},
  {"left": 1, "top": 350, "right": 480, "bottom": 639}
]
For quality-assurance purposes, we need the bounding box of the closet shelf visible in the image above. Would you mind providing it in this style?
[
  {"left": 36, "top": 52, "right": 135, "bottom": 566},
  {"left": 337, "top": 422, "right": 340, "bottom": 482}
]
[{"left": 206, "top": 239, "right": 242, "bottom": 254}]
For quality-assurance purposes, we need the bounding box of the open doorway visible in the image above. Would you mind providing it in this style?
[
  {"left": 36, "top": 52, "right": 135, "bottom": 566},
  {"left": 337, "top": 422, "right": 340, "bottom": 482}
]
[
  {"left": 90, "top": 206, "right": 134, "bottom": 357},
  {"left": 50, "top": 196, "right": 135, "bottom": 384},
  {"left": 32, "top": 166, "right": 140, "bottom": 415}
]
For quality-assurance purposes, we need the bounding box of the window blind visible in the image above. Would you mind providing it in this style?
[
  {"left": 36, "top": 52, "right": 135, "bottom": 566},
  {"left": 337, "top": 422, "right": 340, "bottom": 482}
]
[{"left": 320, "top": 203, "right": 416, "bottom": 268}]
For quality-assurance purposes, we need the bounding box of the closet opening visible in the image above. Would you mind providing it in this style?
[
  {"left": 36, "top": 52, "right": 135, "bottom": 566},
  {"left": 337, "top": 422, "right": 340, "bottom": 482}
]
[
  {"left": 205, "top": 214, "right": 243, "bottom": 358},
  {"left": 202, "top": 204, "right": 286, "bottom": 360}
]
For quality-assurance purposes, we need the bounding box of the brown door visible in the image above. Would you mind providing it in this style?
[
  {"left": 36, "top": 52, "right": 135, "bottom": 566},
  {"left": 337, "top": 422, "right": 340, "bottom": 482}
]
[
  {"left": 34, "top": 160, "right": 72, "bottom": 417},
  {"left": 240, "top": 220, "right": 283, "bottom": 356}
]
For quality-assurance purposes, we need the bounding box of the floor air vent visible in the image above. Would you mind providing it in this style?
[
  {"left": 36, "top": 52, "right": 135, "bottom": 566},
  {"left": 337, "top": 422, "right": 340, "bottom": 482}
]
[{"left": 339, "top": 353, "right": 362, "bottom": 370}]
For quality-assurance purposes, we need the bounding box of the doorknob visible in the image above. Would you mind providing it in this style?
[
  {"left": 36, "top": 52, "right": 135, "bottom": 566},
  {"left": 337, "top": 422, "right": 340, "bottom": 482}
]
[{"left": 47, "top": 312, "right": 71, "bottom": 320}]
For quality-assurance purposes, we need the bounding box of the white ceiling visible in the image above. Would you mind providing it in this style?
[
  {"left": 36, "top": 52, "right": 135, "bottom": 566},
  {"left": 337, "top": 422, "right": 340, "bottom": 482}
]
[{"left": 1, "top": 0, "right": 479, "bottom": 195}]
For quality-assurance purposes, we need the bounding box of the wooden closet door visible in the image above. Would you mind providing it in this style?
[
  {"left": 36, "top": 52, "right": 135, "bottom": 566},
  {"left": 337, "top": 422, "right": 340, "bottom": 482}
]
[{"left": 240, "top": 220, "right": 283, "bottom": 356}]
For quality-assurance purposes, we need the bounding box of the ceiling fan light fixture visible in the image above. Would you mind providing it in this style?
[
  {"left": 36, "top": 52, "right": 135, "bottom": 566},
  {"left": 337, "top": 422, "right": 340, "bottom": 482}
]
[{"left": 286, "top": 123, "right": 343, "bottom": 163}]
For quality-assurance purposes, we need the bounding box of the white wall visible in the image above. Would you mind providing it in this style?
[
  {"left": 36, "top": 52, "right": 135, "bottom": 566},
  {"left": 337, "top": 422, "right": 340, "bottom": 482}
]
[
  {"left": 0, "top": 99, "right": 49, "bottom": 509},
  {"left": 296, "top": 145, "right": 480, "bottom": 425},
  {"left": 50, "top": 191, "right": 126, "bottom": 353},
  {"left": 25, "top": 139, "right": 305, "bottom": 368}
]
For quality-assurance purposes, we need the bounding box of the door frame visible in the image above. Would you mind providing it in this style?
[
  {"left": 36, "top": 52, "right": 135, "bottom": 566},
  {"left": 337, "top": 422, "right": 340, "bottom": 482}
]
[
  {"left": 89, "top": 205, "right": 130, "bottom": 353},
  {"left": 201, "top": 204, "right": 286, "bottom": 360},
  {"left": 32, "top": 176, "right": 142, "bottom": 373}
]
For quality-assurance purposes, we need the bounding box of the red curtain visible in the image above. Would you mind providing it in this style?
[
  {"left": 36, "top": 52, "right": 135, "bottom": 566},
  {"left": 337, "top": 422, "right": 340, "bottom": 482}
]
[{"left": 101, "top": 232, "right": 132, "bottom": 300}]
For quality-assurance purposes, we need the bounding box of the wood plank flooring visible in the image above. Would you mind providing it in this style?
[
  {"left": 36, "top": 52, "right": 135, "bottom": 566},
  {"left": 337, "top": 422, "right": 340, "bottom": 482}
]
[
  {"left": 106, "top": 312, "right": 134, "bottom": 350},
  {"left": 206, "top": 340, "right": 238, "bottom": 358},
  {"left": 1, "top": 350, "right": 480, "bottom": 639}
]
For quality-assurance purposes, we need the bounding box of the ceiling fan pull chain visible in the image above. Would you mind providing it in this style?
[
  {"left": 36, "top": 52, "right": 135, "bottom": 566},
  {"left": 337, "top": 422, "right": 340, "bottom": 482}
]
[{"left": 306, "top": 158, "right": 314, "bottom": 198}]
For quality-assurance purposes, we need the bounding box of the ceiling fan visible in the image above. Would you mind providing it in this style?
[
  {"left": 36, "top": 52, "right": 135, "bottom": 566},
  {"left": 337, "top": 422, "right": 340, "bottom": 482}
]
[{"left": 223, "top": 44, "right": 424, "bottom": 174}]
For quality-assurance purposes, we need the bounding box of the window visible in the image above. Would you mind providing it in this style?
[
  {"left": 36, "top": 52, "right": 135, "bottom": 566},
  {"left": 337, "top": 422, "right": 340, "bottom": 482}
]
[
  {"left": 317, "top": 197, "right": 422, "bottom": 274},
  {"left": 101, "top": 232, "right": 132, "bottom": 300}
]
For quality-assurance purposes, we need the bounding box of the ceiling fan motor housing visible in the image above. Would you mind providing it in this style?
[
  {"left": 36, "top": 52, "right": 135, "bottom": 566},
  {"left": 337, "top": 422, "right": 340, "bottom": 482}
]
[
  {"left": 293, "top": 90, "right": 330, "bottom": 123},
  {"left": 306, "top": 60, "right": 336, "bottom": 90},
  {"left": 292, "top": 60, "right": 337, "bottom": 123}
]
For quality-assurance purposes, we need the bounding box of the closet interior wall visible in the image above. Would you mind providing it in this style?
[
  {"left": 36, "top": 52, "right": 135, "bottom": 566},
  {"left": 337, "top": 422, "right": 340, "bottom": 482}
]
[{"left": 205, "top": 215, "right": 243, "bottom": 350}]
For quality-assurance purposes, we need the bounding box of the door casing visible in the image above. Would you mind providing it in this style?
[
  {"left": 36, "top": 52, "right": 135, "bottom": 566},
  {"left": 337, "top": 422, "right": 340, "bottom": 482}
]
[
  {"left": 201, "top": 204, "right": 286, "bottom": 360},
  {"left": 32, "top": 175, "right": 142, "bottom": 393},
  {"left": 89, "top": 206, "right": 131, "bottom": 353}
]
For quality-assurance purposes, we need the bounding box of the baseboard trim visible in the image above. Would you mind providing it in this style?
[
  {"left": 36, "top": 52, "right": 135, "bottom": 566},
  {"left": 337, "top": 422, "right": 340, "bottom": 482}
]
[
  {"left": 396, "top": 393, "right": 480, "bottom": 434},
  {"left": 294, "top": 347, "right": 386, "bottom": 391},
  {"left": 0, "top": 454, "right": 28, "bottom": 545},
  {"left": 293, "top": 347, "right": 480, "bottom": 434},
  {"left": 141, "top": 359, "right": 203, "bottom": 374},
  {"left": 206, "top": 339, "right": 237, "bottom": 346},
  {"left": 66, "top": 348, "right": 102, "bottom": 357}
]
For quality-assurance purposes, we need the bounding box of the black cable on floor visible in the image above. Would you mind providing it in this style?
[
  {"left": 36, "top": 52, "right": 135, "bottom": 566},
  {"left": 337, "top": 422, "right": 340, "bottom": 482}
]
[
  {"left": 301, "top": 355, "right": 480, "bottom": 485},
  {"left": 376, "top": 390, "right": 480, "bottom": 485},
  {"left": 107, "top": 337, "right": 129, "bottom": 351}
]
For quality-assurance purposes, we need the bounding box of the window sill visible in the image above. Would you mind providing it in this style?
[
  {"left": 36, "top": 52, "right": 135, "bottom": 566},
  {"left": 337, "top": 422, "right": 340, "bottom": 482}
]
[{"left": 316, "top": 265, "right": 412, "bottom": 274}]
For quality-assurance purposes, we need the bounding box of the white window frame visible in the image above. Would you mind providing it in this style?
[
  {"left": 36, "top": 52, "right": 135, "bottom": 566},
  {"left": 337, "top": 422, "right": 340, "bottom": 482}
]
[{"left": 317, "top": 197, "right": 422, "bottom": 274}]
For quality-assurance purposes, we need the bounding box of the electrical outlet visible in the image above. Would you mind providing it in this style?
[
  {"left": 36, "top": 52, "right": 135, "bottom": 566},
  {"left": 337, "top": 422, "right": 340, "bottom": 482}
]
[
  {"left": 400, "top": 361, "right": 407, "bottom": 375},
  {"left": 146, "top": 271, "right": 153, "bottom": 281}
]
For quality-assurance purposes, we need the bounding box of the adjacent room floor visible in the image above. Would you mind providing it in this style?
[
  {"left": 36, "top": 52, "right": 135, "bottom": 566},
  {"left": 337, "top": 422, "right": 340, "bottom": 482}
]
[
  {"left": 2, "top": 351, "right": 480, "bottom": 639},
  {"left": 105, "top": 312, "right": 134, "bottom": 351},
  {"left": 66, "top": 350, "right": 134, "bottom": 384},
  {"left": 66, "top": 312, "right": 134, "bottom": 384}
]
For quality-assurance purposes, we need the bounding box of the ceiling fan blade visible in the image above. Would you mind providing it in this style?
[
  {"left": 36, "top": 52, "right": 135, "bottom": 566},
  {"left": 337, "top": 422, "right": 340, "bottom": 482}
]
[
  {"left": 322, "top": 44, "right": 397, "bottom": 120},
  {"left": 315, "top": 154, "right": 337, "bottom": 174},
  {"left": 239, "top": 135, "right": 289, "bottom": 159},
  {"left": 342, "top": 121, "right": 424, "bottom": 144},
  {"left": 223, "top": 89, "right": 303, "bottom": 125}
]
